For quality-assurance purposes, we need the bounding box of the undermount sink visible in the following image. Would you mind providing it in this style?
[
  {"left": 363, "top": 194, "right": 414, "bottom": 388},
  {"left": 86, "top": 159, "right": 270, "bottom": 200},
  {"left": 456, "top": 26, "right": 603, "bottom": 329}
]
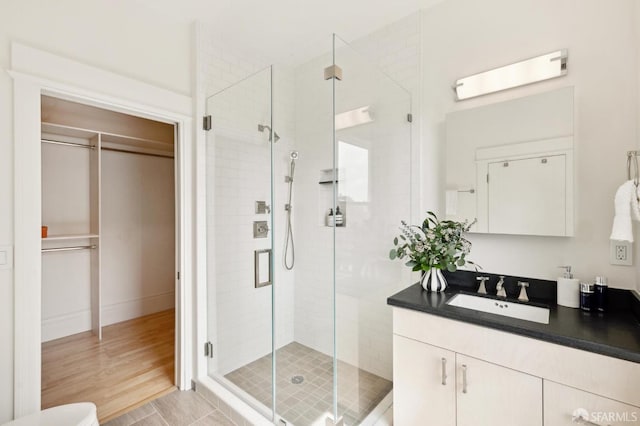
[{"left": 447, "top": 293, "right": 550, "bottom": 324}]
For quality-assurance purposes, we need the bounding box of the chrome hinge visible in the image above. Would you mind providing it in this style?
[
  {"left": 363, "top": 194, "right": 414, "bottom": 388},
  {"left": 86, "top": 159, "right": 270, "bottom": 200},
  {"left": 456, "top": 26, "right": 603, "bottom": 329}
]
[
  {"left": 407, "top": 113, "right": 413, "bottom": 123},
  {"left": 177, "top": 271, "right": 180, "bottom": 280},
  {"left": 203, "top": 115, "right": 212, "bottom": 131},
  {"left": 324, "top": 65, "right": 343, "bottom": 81},
  {"left": 486, "top": 174, "right": 489, "bottom": 183},
  {"left": 204, "top": 341, "right": 213, "bottom": 358}
]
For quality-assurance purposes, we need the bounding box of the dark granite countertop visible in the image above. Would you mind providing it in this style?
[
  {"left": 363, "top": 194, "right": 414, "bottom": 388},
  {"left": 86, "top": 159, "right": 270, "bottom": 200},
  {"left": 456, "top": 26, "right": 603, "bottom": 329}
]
[{"left": 388, "top": 280, "right": 640, "bottom": 364}]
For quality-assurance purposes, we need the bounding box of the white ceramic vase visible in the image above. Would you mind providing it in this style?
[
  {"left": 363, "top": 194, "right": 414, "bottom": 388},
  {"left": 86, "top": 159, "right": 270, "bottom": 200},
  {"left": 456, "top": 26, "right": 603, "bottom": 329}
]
[{"left": 421, "top": 268, "right": 448, "bottom": 292}]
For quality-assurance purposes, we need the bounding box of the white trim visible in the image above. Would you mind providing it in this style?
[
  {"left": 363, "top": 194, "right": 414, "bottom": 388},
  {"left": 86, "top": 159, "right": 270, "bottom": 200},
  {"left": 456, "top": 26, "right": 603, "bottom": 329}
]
[
  {"left": 10, "top": 42, "right": 194, "bottom": 417},
  {"left": 360, "top": 390, "right": 393, "bottom": 426},
  {"left": 475, "top": 136, "right": 573, "bottom": 161},
  {"left": 101, "top": 292, "right": 176, "bottom": 327},
  {"left": 196, "top": 376, "right": 272, "bottom": 426},
  {"left": 41, "top": 310, "right": 92, "bottom": 343}
]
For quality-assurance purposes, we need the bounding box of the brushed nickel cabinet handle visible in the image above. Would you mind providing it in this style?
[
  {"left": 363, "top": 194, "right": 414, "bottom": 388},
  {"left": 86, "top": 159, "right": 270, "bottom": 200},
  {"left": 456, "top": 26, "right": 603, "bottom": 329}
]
[
  {"left": 441, "top": 357, "right": 447, "bottom": 385},
  {"left": 462, "top": 364, "right": 468, "bottom": 393}
]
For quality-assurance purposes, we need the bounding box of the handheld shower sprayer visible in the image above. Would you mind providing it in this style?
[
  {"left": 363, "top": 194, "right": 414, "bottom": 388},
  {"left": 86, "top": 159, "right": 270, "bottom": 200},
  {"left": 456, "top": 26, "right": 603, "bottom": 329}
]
[{"left": 284, "top": 151, "right": 298, "bottom": 270}]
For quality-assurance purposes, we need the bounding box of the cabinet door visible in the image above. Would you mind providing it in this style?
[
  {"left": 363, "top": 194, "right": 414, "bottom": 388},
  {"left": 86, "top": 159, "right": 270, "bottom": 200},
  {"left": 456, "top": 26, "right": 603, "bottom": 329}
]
[
  {"left": 456, "top": 354, "right": 542, "bottom": 426},
  {"left": 393, "top": 335, "right": 456, "bottom": 426},
  {"left": 544, "top": 380, "right": 640, "bottom": 426},
  {"left": 487, "top": 154, "right": 566, "bottom": 236}
]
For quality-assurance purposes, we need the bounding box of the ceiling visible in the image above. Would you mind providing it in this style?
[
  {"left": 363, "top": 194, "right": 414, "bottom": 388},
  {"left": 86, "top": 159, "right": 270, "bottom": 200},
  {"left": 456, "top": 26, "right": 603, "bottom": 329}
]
[{"left": 133, "top": 0, "right": 445, "bottom": 64}]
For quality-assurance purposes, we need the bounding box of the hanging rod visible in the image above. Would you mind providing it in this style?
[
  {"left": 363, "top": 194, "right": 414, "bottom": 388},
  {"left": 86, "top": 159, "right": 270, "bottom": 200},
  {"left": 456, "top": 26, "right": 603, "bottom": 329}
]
[
  {"left": 101, "top": 146, "right": 174, "bottom": 159},
  {"left": 628, "top": 150, "right": 639, "bottom": 184},
  {"left": 42, "top": 138, "right": 173, "bottom": 158},
  {"left": 41, "top": 138, "right": 95, "bottom": 149},
  {"left": 41, "top": 245, "right": 96, "bottom": 253}
]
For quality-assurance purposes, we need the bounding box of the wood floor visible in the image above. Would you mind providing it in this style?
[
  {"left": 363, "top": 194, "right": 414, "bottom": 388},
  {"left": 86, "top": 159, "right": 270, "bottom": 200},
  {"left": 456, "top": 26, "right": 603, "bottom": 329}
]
[{"left": 42, "top": 309, "right": 175, "bottom": 423}]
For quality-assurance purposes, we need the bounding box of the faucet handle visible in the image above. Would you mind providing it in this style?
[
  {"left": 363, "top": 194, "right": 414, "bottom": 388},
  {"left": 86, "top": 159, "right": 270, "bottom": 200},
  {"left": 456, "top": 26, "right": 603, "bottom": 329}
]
[
  {"left": 517, "top": 281, "right": 529, "bottom": 302},
  {"left": 476, "top": 276, "right": 489, "bottom": 295},
  {"left": 496, "top": 276, "right": 507, "bottom": 298}
]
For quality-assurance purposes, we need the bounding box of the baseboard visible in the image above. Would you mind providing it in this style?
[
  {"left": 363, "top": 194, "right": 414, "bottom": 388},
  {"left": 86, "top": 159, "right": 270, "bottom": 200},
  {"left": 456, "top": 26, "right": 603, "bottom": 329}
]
[
  {"left": 42, "top": 310, "right": 92, "bottom": 342},
  {"left": 102, "top": 292, "right": 175, "bottom": 326}
]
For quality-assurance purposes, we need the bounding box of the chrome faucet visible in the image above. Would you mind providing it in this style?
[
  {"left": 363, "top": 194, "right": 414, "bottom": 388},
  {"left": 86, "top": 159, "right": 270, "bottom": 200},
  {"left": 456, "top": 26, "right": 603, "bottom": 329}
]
[
  {"left": 496, "top": 276, "right": 507, "bottom": 298},
  {"left": 476, "top": 276, "right": 489, "bottom": 295},
  {"left": 517, "top": 281, "right": 530, "bottom": 302}
]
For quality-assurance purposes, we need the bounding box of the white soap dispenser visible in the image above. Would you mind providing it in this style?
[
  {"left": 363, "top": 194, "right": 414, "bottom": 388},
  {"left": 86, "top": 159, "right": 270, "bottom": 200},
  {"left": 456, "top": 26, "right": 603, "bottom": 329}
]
[{"left": 557, "top": 265, "right": 580, "bottom": 308}]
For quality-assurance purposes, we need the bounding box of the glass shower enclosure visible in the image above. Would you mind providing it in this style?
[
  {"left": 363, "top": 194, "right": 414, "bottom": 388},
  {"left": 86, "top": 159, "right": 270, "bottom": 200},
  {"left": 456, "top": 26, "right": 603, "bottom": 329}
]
[{"left": 205, "top": 35, "right": 412, "bottom": 425}]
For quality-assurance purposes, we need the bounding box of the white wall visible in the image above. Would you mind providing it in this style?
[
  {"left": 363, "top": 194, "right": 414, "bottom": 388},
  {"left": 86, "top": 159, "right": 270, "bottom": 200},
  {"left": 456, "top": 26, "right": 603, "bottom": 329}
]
[
  {"left": 421, "top": 0, "right": 640, "bottom": 289},
  {"left": 41, "top": 141, "right": 93, "bottom": 341},
  {"left": 0, "top": 1, "right": 191, "bottom": 421},
  {"left": 101, "top": 151, "right": 175, "bottom": 325}
]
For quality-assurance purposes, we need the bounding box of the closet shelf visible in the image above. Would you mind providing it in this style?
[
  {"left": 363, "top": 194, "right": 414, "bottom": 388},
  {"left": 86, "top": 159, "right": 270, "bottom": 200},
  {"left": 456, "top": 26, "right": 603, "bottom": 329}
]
[{"left": 42, "top": 233, "right": 99, "bottom": 241}]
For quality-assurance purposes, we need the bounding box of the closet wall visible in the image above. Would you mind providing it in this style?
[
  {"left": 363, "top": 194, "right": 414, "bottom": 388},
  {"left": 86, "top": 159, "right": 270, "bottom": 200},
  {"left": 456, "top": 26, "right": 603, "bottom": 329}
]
[{"left": 41, "top": 96, "right": 176, "bottom": 342}]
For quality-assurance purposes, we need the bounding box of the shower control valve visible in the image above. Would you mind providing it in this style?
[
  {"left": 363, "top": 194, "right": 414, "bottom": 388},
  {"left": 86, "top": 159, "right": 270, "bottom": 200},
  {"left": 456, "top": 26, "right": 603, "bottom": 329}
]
[
  {"left": 253, "top": 221, "right": 269, "bottom": 238},
  {"left": 255, "top": 201, "right": 271, "bottom": 214}
]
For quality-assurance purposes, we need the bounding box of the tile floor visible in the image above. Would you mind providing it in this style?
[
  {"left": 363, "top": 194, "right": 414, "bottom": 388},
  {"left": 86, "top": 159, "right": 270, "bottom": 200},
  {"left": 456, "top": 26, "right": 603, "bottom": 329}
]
[
  {"left": 224, "top": 342, "right": 393, "bottom": 425},
  {"left": 104, "top": 342, "right": 394, "bottom": 426},
  {"left": 104, "top": 388, "right": 394, "bottom": 426},
  {"left": 103, "top": 390, "right": 235, "bottom": 426}
]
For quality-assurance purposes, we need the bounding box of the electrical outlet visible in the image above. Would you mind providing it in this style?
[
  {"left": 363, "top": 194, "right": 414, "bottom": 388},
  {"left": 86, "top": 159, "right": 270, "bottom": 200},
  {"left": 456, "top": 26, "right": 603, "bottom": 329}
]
[{"left": 610, "top": 240, "right": 633, "bottom": 266}]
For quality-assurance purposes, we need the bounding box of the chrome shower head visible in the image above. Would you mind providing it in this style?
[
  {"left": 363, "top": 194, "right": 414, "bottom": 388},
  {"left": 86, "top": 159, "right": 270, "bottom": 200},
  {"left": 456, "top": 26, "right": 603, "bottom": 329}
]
[
  {"left": 258, "top": 123, "right": 280, "bottom": 143},
  {"left": 290, "top": 151, "right": 299, "bottom": 160}
]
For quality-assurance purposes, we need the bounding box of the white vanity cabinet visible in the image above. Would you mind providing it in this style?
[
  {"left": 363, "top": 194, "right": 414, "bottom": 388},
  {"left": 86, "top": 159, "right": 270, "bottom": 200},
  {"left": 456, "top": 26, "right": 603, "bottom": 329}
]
[
  {"left": 392, "top": 307, "right": 640, "bottom": 426},
  {"left": 394, "top": 335, "right": 542, "bottom": 426}
]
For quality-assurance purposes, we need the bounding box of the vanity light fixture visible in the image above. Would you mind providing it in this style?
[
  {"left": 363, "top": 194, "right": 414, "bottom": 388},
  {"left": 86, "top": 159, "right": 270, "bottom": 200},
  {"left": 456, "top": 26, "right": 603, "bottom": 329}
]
[
  {"left": 453, "top": 49, "right": 568, "bottom": 101},
  {"left": 335, "top": 106, "right": 374, "bottom": 131}
]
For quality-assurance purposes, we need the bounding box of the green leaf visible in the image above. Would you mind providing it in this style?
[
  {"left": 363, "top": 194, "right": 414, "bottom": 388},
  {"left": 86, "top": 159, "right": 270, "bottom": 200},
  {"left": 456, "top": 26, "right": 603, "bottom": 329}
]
[
  {"left": 405, "top": 260, "right": 418, "bottom": 268},
  {"left": 457, "top": 259, "right": 465, "bottom": 266},
  {"left": 389, "top": 249, "right": 397, "bottom": 260},
  {"left": 447, "top": 263, "right": 457, "bottom": 272},
  {"left": 393, "top": 237, "right": 398, "bottom": 245}
]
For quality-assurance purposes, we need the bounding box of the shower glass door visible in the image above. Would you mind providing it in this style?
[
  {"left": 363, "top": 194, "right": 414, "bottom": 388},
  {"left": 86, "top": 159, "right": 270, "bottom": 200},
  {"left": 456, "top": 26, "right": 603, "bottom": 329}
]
[
  {"left": 205, "top": 66, "right": 276, "bottom": 420},
  {"left": 204, "top": 36, "right": 412, "bottom": 425},
  {"left": 332, "top": 35, "right": 412, "bottom": 425}
]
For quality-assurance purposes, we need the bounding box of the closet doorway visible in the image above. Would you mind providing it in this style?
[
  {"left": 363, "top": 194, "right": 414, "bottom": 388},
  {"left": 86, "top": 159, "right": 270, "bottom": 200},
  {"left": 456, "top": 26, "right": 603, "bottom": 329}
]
[{"left": 39, "top": 95, "right": 177, "bottom": 423}]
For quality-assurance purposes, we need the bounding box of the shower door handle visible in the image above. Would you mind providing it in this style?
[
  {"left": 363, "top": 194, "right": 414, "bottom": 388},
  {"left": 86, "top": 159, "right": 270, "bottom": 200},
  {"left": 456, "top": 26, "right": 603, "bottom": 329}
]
[{"left": 254, "top": 249, "right": 272, "bottom": 288}]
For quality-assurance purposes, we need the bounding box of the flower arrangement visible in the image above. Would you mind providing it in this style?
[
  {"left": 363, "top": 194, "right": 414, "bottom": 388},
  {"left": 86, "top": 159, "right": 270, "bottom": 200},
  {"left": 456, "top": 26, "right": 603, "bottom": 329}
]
[{"left": 389, "top": 212, "right": 476, "bottom": 273}]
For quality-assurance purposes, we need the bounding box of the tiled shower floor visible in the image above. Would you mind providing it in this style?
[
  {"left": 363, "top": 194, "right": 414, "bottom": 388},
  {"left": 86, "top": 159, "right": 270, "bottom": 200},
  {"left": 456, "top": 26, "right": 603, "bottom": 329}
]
[{"left": 224, "top": 342, "right": 392, "bottom": 425}]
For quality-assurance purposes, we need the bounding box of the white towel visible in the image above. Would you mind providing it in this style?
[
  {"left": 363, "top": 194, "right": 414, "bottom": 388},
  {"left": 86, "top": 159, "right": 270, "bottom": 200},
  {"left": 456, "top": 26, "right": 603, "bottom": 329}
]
[
  {"left": 610, "top": 180, "right": 640, "bottom": 242},
  {"left": 445, "top": 190, "right": 458, "bottom": 216}
]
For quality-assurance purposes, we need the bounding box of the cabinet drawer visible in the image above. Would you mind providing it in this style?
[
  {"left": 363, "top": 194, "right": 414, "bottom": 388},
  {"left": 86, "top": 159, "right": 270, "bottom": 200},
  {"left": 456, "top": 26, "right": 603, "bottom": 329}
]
[{"left": 544, "top": 381, "right": 640, "bottom": 426}]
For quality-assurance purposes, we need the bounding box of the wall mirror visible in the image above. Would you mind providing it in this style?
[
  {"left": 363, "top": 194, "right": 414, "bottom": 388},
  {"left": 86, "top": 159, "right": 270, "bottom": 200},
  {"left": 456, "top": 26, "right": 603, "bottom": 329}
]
[{"left": 445, "top": 86, "right": 574, "bottom": 236}]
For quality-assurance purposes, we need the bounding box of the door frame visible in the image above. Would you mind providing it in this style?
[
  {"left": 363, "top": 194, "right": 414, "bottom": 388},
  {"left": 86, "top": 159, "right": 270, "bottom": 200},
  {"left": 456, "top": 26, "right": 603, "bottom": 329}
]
[{"left": 9, "top": 42, "right": 194, "bottom": 417}]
